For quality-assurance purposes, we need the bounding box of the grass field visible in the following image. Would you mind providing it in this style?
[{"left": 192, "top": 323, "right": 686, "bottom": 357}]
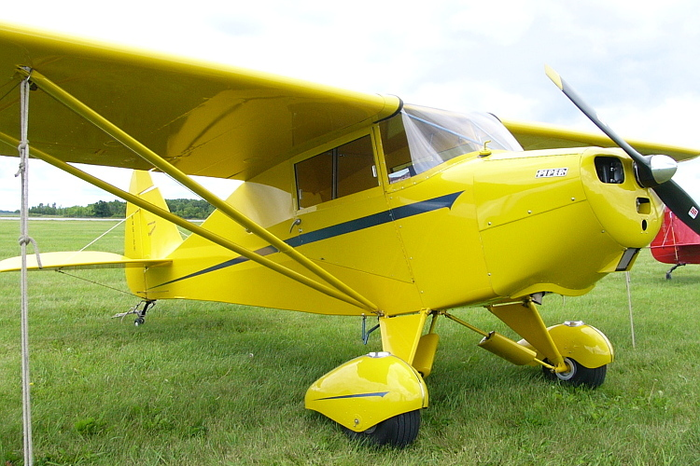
[{"left": 1, "top": 219, "right": 699, "bottom": 465}]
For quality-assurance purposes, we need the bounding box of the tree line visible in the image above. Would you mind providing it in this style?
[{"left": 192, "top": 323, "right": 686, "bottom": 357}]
[{"left": 24, "top": 199, "right": 214, "bottom": 219}]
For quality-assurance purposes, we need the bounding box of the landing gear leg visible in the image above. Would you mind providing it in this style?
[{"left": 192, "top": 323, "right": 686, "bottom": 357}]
[
  {"left": 112, "top": 300, "right": 157, "bottom": 326},
  {"left": 666, "top": 263, "right": 686, "bottom": 279},
  {"left": 133, "top": 300, "right": 156, "bottom": 326}
]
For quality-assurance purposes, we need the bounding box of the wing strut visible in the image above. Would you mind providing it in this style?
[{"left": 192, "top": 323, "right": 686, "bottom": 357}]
[
  {"left": 9, "top": 67, "right": 381, "bottom": 314},
  {"left": 0, "top": 130, "right": 375, "bottom": 311}
]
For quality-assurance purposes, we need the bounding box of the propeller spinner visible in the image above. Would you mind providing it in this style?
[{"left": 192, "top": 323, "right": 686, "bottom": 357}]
[{"left": 545, "top": 65, "right": 700, "bottom": 234}]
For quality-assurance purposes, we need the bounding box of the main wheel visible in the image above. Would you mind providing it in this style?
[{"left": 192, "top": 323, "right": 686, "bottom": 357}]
[
  {"left": 344, "top": 410, "right": 420, "bottom": 448},
  {"left": 543, "top": 357, "right": 607, "bottom": 388}
]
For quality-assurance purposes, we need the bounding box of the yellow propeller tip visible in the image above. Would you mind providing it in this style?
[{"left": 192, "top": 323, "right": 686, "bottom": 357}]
[{"left": 545, "top": 64, "right": 564, "bottom": 90}]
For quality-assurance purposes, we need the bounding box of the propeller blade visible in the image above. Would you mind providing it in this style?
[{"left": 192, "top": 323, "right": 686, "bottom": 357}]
[
  {"left": 545, "top": 65, "right": 676, "bottom": 187},
  {"left": 545, "top": 65, "right": 700, "bottom": 234},
  {"left": 653, "top": 180, "right": 700, "bottom": 234},
  {"left": 545, "top": 66, "right": 641, "bottom": 161}
]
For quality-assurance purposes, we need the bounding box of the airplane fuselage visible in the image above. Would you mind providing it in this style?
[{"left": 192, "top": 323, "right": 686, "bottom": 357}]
[{"left": 128, "top": 107, "right": 663, "bottom": 316}]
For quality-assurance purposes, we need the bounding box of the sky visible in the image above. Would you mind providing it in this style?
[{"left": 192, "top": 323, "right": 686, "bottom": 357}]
[{"left": 1, "top": 0, "right": 700, "bottom": 210}]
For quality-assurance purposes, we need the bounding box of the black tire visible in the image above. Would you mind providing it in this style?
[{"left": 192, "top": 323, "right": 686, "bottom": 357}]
[
  {"left": 344, "top": 410, "right": 421, "bottom": 448},
  {"left": 542, "top": 357, "right": 607, "bottom": 388}
]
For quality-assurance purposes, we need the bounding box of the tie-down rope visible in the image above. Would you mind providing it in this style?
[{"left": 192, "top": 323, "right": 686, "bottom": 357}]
[{"left": 17, "top": 72, "right": 36, "bottom": 466}]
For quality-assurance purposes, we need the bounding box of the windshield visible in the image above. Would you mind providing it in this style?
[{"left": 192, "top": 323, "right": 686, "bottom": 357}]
[{"left": 381, "top": 104, "right": 523, "bottom": 183}]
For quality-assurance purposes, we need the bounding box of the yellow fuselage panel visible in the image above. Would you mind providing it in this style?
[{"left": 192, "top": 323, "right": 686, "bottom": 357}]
[
  {"left": 474, "top": 151, "right": 586, "bottom": 230},
  {"left": 386, "top": 161, "right": 493, "bottom": 309},
  {"left": 293, "top": 186, "right": 414, "bottom": 283}
]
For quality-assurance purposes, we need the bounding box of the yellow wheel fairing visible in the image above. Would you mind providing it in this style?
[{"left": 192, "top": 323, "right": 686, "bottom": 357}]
[
  {"left": 519, "top": 321, "right": 613, "bottom": 369},
  {"left": 305, "top": 353, "right": 428, "bottom": 432},
  {"left": 547, "top": 321, "right": 614, "bottom": 368}
]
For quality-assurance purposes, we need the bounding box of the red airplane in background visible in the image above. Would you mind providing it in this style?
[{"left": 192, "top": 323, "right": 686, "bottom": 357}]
[{"left": 650, "top": 207, "right": 700, "bottom": 278}]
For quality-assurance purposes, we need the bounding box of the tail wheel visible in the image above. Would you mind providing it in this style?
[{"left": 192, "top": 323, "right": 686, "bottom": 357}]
[
  {"left": 344, "top": 410, "right": 421, "bottom": 448},
  {"left": 543, "top": 357, "right": 607, "bottom": 388}
]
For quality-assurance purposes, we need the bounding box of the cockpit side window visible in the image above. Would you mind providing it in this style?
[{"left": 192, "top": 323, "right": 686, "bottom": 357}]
[
  {"left": 379, "top": 114, "right": 413, "bottom": 184},
  {"left": 295, "top": 135, "right": 377, "bottom": 209}
]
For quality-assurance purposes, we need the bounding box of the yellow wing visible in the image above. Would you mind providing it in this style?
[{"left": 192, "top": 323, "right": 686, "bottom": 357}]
[
  {"left": 502, "top": 119, "right": 700, "bottom": 162},
  {"left": 0, "top": 23, "right": 400, "bottom": 180}
]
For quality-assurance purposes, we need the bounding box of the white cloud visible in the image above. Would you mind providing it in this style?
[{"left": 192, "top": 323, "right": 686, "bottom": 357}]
[{"left": 447, "top": 2, "right": 539, "bottom": 46}]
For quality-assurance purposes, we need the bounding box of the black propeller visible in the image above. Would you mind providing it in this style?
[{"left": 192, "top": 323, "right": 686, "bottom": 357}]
[{"left": 545, "top": 65, "right": 700, "bottom": 234}]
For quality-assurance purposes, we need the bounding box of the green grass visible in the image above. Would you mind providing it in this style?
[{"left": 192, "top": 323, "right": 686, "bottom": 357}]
[{"left": 1, "top": 219, "right": 700, "bottom": 465}]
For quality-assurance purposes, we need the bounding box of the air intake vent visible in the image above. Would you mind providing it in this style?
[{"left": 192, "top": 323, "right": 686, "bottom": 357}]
[
  {"left": 595, "top": 157, "right": 624, "bottom": 184},
  {"left": 616, "top": 248, "right": 640, "bottom": 271}
]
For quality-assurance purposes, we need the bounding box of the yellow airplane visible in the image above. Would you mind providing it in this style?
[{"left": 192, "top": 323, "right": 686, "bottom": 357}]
[{"left": 1, "top": 23, "right": 699, "bottom": 447}]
